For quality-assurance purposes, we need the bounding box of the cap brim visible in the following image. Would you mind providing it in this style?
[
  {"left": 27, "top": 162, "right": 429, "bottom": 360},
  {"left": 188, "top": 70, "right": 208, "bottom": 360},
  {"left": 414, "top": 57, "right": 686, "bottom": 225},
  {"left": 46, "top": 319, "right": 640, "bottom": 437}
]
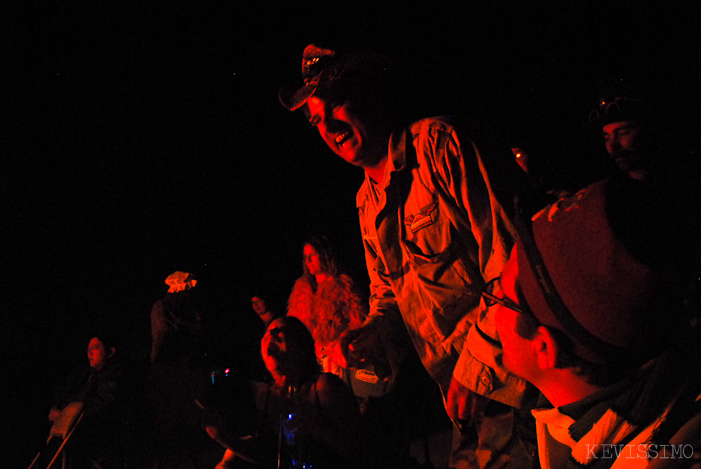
[{"left": 279, "top": 83, "right": 317, "bottom": 111}]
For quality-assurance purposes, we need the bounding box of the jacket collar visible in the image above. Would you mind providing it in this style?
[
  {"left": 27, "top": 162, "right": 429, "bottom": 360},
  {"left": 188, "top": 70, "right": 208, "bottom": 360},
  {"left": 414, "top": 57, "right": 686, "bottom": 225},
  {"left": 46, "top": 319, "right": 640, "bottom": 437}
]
[
  {"left": 387, "top": 126, "right": 409, "bottom": 173},
  {"left": 356, "top": 127, "right": 408, "bottom": 209}
]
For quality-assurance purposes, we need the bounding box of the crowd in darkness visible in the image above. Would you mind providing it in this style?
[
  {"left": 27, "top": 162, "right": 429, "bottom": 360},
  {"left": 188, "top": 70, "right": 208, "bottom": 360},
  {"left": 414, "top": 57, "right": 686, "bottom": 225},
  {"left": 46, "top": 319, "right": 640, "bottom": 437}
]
[
  {"left": 27, "top": 39, "right": 701, "bottom": 469},
  {"left": 10, "top": 4, "right": 701, "bottom": 469}
]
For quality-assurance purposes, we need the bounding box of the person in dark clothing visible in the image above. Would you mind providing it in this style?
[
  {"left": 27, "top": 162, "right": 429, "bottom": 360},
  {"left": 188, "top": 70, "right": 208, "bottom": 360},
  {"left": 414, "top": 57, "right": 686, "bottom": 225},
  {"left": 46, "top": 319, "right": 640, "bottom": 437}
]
[
  {"left": 251, "top": 294, "right": 283, "bottom": 330},
  {"left": 43, "top": 334, "right": 124, "bottom": 469},
  {"left": 587, "top": 86, "right": 701, "bottom": 335},
  {"left": 149, "top": 270, "right": 220, "bottom": 468},
  {"left": 203, "top": 316, "right": 366, "bottom": 469}
]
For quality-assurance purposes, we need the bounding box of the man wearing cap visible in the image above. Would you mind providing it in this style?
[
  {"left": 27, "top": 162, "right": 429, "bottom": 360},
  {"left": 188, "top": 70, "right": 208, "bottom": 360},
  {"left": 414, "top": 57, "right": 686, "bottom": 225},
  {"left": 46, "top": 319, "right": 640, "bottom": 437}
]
[
  {"left": 589, "top": 91, "right": 701, "bottom": 326},
  {"left": 491, "top": 177, "right": 700, "bottom": 468},
  {"left": 281, "top": 44, "right": 535, "bottom": 468},
  {"left": 588, "top": 96, "right": 657, "bottom": 182}
]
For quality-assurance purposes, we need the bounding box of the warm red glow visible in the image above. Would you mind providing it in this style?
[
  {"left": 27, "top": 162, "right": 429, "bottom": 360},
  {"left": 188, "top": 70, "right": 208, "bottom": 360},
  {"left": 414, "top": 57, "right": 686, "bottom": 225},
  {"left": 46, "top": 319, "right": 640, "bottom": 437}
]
[{"left": 511, "top": 147, "right": 530, "bottom": 174}]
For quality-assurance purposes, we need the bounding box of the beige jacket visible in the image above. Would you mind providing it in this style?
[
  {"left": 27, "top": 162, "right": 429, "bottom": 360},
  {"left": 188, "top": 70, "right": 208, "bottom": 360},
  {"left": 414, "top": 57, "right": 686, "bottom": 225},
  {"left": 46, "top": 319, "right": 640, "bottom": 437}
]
[{"left": 356, "top": 116, "right": 528, "bottom": 408}]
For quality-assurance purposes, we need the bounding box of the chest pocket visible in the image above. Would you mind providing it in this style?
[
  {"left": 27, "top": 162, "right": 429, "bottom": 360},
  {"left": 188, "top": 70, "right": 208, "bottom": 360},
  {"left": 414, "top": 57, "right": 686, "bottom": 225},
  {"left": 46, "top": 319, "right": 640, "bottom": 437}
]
[
  {"left": 404, "top": 201, "right": 438, "bottom": 234},
  {"left": 401, "top": 199, "right": 479, "bottom": 339},
  {"left": 402, "top": 199, "right": 455, "bottom": 262}
]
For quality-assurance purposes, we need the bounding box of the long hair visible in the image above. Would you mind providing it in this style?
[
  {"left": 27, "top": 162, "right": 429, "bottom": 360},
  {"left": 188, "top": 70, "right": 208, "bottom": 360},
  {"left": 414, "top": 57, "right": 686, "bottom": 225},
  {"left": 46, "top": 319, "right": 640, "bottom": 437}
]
[{"left": 301, "top": 235, "right": 340, "bottom": 281}]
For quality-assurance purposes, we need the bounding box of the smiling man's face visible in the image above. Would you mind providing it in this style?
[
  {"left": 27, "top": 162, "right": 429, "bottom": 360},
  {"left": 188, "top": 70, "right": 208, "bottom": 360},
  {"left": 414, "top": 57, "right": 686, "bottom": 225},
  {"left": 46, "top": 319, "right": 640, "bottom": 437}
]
[{"left": 306, "top": 95, "right": 390, "bottom": 169}]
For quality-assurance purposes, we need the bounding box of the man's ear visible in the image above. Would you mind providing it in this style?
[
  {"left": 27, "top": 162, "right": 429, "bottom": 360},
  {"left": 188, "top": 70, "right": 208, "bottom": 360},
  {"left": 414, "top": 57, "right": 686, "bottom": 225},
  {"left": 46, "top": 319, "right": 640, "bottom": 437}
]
[{"left": 533, "top": 326, "right": 559, "bottom": 370}]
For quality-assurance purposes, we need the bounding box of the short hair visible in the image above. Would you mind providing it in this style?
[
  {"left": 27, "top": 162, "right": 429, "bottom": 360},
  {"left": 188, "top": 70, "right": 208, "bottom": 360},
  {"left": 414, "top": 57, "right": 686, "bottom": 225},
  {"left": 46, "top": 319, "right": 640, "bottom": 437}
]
[
  {"left": 513, "top": 312, "right": 636, "bottom": 387},
  {"left": 88, "top": 333, "right": 118, "bottom": 357},
  {"left": 251, "top": 292, "right": 282, "bottom": 314}
]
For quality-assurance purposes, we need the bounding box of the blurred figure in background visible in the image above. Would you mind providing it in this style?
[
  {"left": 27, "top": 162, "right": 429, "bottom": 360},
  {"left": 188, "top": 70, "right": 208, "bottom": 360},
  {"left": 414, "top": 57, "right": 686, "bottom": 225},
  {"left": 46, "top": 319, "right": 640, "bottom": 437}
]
[
  {"left": 589, "top": 94, "right": 657, "bottom": 182},
  {"left": 247, "top": 292, "right": 284, "bottom": 382},
  {"left": 204, "top": 316, "right": 365, "bottom": 468},
  {"left": 40, "top": 333, "right": 124, "bottom": 469},
  {"left": 149, "top": 271, "right": 220, "bottom": 468},
  {"left": 288, "top": 235, "right": 439, "bottom": 468},
  {"left": 251, "top": 295, "right": 283, "bottom": 329},
  {"left": 586, "top": 78, "right": 700, "bottom": 192},
  {"left": 587, "top": 79, "right": 701, "bottom": 333},
  {"left": 287, "top": 235, "right": 367, "bottom": 378}
]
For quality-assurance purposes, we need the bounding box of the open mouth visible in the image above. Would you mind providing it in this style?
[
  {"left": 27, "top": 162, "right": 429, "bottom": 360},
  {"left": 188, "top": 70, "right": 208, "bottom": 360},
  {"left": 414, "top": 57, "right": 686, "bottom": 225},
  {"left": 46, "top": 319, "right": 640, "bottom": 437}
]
[
  {"left": 266, "top": 341, "right": 282, "bottom": 357},
  {"left": 335, "top": 132, "right": 352, "bottom": 148}
]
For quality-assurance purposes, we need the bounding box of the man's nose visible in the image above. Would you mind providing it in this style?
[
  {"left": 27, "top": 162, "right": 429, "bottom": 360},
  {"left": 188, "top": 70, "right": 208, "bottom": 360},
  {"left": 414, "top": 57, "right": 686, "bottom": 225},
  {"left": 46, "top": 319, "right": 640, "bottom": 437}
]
[
  {"left": 606, "top": 137, "right": 620, "bottom": 154},
  {"left": 323, "top": 115, "right": 345, "bottom": 134}
]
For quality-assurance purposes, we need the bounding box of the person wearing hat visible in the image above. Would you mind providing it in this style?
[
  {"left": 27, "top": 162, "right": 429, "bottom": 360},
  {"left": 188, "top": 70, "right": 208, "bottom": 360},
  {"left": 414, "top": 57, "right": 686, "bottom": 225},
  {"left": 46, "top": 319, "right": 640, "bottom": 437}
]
[
  {"left": 281, "top": 44, "right": 535, "bottom": 468},
  {"left": 148, "top": 271, "right": 216, "bottom": 466},
  {"left": 586, "top": 86, "right": 700, "bottom": 194},
  {"left": 588, "top": 95, "right": 657, "bottom": 182},
  {"left": 491, "top": 177, "right": 701, "bottom": 468},
  {"left": 588, "top": 87, "right": 701, "bottom": 334}
]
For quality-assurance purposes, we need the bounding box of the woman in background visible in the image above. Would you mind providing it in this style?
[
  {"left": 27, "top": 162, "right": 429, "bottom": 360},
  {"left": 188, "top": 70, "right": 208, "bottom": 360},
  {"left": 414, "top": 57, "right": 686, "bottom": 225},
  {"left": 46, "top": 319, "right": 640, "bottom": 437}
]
[{"left": 287, "top": 235, "right": 367, "bottom": 377}]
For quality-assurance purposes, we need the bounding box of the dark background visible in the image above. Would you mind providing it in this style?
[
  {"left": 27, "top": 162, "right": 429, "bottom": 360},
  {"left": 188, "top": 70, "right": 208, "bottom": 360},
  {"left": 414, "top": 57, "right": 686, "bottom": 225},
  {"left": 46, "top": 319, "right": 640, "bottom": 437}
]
[{"left": 4, "top": 1, "right": 700, "bottom": 465}]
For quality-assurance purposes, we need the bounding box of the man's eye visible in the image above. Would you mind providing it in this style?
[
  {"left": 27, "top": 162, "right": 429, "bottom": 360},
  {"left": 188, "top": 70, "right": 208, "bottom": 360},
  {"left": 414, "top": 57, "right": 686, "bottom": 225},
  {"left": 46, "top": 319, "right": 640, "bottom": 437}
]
[{"left": 309, "top": 118, "right": 320, "bottom": 127}]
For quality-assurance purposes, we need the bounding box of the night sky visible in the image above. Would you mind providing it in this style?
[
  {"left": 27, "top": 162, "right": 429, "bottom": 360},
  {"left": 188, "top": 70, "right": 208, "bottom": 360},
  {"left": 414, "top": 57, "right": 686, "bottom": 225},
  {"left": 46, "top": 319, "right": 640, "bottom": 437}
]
[{"left": 4, "top": 1, "right": 700, "bottom": 464}]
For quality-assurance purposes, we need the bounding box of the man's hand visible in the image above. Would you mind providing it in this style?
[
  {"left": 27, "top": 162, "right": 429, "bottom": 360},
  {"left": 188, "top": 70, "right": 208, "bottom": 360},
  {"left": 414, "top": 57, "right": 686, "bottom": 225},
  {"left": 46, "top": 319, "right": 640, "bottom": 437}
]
[
  {"left": 446, "top": 376, "right": 484, "bottom": 421},
  {"left": 328, "top": 324, "right": 380, "bottom": 369}
]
